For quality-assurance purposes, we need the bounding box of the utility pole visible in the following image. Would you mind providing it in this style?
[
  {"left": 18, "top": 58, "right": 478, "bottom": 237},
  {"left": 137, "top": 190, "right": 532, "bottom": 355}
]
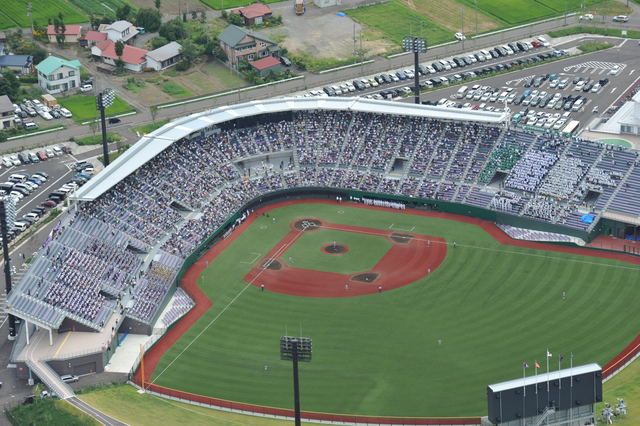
[
  {"left": 27, "top": 3, "right": 33, "bottom": 34},
  {"left": 353, "top": 23, "right": 356, "bottom": 64},
  {"left": 565, "top": 0, "right": 568, "bottom": 24},
  {"left": 461, "top": 7, "right": 464, "bottom": 50},
  {"left": 1, "top": 198, "right": 17, "bottom": 341},
  {"left": 360, "top": 29, "right": 363, "bottom": 76},
  {"left": 475, "top": 0, "right": 478, "bottom": 36}
]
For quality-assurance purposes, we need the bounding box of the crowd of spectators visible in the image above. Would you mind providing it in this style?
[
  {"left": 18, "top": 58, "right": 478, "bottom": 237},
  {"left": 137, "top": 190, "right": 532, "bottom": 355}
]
[{"left": 505, "top": 150, "right": 558, "bottom": 192}]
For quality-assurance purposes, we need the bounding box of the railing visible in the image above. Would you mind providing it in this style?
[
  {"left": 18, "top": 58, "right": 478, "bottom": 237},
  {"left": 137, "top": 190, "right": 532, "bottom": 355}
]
[
  {"left": 42, "top": 346, "right": 102, "bottom": 362},
  {"left": 527, "top": 405, "right": 555, "bottom": 426}
]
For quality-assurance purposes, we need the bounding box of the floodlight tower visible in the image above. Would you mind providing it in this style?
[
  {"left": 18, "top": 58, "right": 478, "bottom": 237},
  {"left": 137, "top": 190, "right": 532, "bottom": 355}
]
[
  {"left": 280, "top": 336, "right": 312, "bottom": 426},
  {"left": 0, "top": 196, "right": 17, "bottom": 340},
  {"left": 402, "top": 36, "right": 427, "bottom": 104},
  {"left": 96, "top": 88, "right": 115, "bottom": 166}
]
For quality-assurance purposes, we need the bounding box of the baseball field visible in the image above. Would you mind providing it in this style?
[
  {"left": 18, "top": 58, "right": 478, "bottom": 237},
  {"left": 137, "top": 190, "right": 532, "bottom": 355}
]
[{"left": 147, "top": 200, "right": 640, "bottom": 418}]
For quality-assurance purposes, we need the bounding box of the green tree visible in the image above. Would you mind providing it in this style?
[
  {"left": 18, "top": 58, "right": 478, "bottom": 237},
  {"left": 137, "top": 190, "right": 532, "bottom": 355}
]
[
  {"left": 155, "top": 0, "right": 161, "bottom": 10},
  {"left": 0, "top": 70, "right": 21, "bottom": 101},
  {"left": 183, "top": 12, "right": 187, "bottom": 22},
  {"left": 150, "top": 36, "right": 169, "bottom": 50},
  {"left": 135, "top": 8, "right": 162, "bottom": 32},
  {"left": 116, "top": 4, "right": 132, "bottom": 21},
  {"left": 158, "top": 18, "right": 186, "bottom": 41},
  {"left": 53, "top": 13, "right": 66, "bottom": 48},
  {"left": 200, "top": 10, "right": 206, "bottom": 23},
  {"left": 115, "top": 40, "right": 125, "bottom": 72},
  {"left": 221, "top": 10, "right": 228, "bottom": 19},
  {"left": 229, "top": 13, "right": 243, "bottom": 26},
  {"left": 150, "top": 105, "right": 158, "bottom": 124},
  {"left": 179, "top": 39, "right": 202, "bottom": 63},
  {"left": 191, "top": 10, "right": 197, "bottom": 20},
  {"left": 0, "top": 131, "right": 7, "bottom": 143}
]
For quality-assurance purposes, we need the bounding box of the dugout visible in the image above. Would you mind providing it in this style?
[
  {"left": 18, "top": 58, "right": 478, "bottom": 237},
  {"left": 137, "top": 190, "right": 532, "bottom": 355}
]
[{"left": 487, "top": 363, "right": 602, "bottom": 426}]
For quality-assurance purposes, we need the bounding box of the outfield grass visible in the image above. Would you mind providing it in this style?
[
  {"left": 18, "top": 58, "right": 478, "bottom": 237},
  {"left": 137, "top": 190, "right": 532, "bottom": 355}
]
[
  {"left": 150, "top": 203, "right": 640, "bottom": 417},
  {"left": 344, "top": 1, "right": 453, "bottom": 47},
  {"left": 283, "top": 229, "right": 391, "bottom": 274},
  {"left": 58, "top": 94, "right": 134, "bottom": 122},
  {"left": 1, "top": 0, "right": 87, "bottom": 29}
]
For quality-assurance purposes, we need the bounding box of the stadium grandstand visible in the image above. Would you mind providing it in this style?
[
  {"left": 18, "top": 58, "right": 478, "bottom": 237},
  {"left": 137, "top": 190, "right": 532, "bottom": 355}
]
[{"left": 4, "top": 97, "right": 640, "bottom": 385}]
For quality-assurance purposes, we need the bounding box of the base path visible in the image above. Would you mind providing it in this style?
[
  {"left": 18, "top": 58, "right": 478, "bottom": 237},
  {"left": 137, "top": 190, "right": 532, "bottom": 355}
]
[{"left": 243, "top": 219, "right": 446, "bottom": 298}]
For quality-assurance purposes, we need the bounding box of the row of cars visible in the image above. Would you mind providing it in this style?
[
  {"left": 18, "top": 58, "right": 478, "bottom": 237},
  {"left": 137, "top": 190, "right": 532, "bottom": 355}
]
[
  {"left": 315, "top": 37, "right": 556, "bottom": 100},
  {"left": 513, "top": 108, "right": 574, "bottom": 130},
  {"left": 1, "top": 146, "right": 69, "bottom": 169},
  {"left": 13, "top": 100, "right": 73, "bottom": 131}
]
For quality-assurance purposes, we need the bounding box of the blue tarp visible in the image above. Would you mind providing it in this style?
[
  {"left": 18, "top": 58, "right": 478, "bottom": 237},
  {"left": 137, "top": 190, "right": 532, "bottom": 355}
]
[
  {"left": 581, "top": 215, "right": 594, "bottom": 224},
  {"left": 336, "top": 12, "right": 346, "bottom": 16}
]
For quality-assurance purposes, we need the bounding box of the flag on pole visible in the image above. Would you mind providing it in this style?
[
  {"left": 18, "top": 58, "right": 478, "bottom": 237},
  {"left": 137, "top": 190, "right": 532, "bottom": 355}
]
[
  {"left": 524, "top": 362, "right": 530, "bottom": 368},
  {"left": 559, "top": 356, "right": 563, "bottom": 390},
  {"left": 546, "top": 350, "right": 550, "bottom": 391},
  {"left": 535, "top": 360, "right": 539, "bottom": 394},
  {"left": 535, "top": 361, "right": 540, "bottom": 368},
  {"left": 547, "top": 351, "right": 553, "bottom": 357}
]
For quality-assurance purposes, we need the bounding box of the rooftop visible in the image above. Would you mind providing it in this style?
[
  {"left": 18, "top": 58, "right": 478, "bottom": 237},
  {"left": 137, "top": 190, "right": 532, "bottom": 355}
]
[
  {"left": 218, "top": 25, "right": 276, "bottom": 48},
  {"left": 81, "top": 31, "right": 108, "bottom": 43},
  {"left": 101, "top": 43, "right": 149, "bottom": 65},
  {"left": 35, "top": 56, "right": 81, "bottom": 76},
  {"left": 233, "top": 3, "right": 272, "bottom": 19},
  {"left": 251, "top": 56, "right": 280, "bottom": 70},
  {"left": 0, "top": 55, "right": 33, "bottom": 67},
  {"left": 0, "top": 95, "right": 13, "bottom": 113},
  {"left": 145, "top": 41, "right": 182, "bottom": 62}
]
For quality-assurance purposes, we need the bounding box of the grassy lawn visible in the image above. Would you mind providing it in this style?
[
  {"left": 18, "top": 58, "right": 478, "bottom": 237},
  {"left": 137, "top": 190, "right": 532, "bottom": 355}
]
[
  {"left": 6, "top": 397, "right": 101, "bottom": 425},
  {"left": 161, "top": 82, "right": 194, "bottom": 98},
  {"left": 599, "top": 358, "right": 640, "bottom": 421},
  {"left": 58, "top": 94, "right": 134, "bottom": 122},
  {"left": 78, "top": 385, "right": 309, "bottom": 426},
  {"left": 0, "top": 0, "right": 87, "bottom": 29},
  {"left": 577, "top": 42, "right": 614, "bottom": 53},
  {"left": 549, "top": 26, "right": 640, "bottom": 38},
  {"left": 201, "top": 61, "right": 249, "bottom": 89},
  {"left": 0, "top": 12, "right": 16, "bottom": 30},
  {"left": 149, "top": 203, "right": 640, "bottom": 417},
  {"left": 472, "top": 0, "right": 556, "bottom": 24},
  {"left": 131, "top": 120, "right": 170, "bottom": 135},
  {"left": 75, "top": 132, "right": 123, "bottom": 145},
  {"left": 283, "top": 229, "right": 391, "bottom": 274},
  {"left": 67, "top": 0, "right": 136, "bottom": 19},
  {"left": 344, "top": 1, "right": 453, "bottom": 47}
]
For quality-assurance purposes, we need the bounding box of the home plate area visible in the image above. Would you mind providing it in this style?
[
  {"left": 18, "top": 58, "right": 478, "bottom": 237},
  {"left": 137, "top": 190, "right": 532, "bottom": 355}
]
[{"left": 245, "top": 220, "right": 447, "bottom": 297}]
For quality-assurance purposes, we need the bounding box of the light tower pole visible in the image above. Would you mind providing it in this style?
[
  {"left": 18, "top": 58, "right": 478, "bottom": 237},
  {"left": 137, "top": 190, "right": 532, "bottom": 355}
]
[
  {"left": 403, "top": 36, "right": 427, "bottom": 104},
  {"left": 280, "top": 336, "right": 312, "bottom": 426},
  {"left": 96, "top": 89, "right": 115, "bottom": 167},
  {"left": 0, "top": 197, "right": 17, "bottom": 340},
  {"left": 27, "top": 3, "right": 33, "bottom": 34}
]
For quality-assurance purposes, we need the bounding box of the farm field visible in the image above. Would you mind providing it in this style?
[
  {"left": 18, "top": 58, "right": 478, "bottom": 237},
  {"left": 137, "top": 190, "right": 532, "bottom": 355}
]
[
  {"left": 464, "top": 0, "right": 556, "bottom": 25},
  {"left": 0, "top": 0, "right": 87, "bottom": 30},
  {"left": 58, "top": 94, "right": 134, "bottom": 122},
  {"left": 344, "top": 2, "right": 454, "bottom": 47},
  {"left": 67, "top": 0, "right": 136, "bottom": 20},
  {"left": 150, "top": 202, "right": 640, "bottom": 418}
]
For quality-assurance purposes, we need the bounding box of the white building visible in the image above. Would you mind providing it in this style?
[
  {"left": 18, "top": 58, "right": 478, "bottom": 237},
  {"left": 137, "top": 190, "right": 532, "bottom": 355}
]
[
  {"left": 35, "top": 56, "right": 81, "bottom": 94},
  {"left": 99, "top": 20, "right": 139, "bottom": 44},
  {"left": 145, "top": 42, "right": 182, "bottom": 71}
]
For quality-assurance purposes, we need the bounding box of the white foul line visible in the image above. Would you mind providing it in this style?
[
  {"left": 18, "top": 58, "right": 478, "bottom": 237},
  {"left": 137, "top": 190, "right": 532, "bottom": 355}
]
[
  {"left": 240, "top": 252, "right": 262, "bottom": 264},
  {"left": 389, "top": 223, "right": 415, "bottom": 232}
]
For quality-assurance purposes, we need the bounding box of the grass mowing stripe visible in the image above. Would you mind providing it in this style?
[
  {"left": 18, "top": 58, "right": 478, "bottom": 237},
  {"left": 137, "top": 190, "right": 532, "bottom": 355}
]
[
  {"left": 152, "top": 204, "right": 640, "bottom": 417},
  {"left": 150, "top": 229, "right": 306, "bottom": 387}
]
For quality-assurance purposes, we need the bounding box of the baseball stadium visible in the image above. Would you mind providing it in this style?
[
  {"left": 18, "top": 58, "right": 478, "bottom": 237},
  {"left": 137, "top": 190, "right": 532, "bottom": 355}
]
[{"left": 4, "top": 97, "right": 640, "bottom": 425}]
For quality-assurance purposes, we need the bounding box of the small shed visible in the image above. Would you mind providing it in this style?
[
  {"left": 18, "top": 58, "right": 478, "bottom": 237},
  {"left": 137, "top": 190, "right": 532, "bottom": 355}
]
[
  {"left": 250, "top": 56, "right": 281, "bottom": 78},
  {"left": 41, "top": 94, "right": 57, "bottom": 107}
]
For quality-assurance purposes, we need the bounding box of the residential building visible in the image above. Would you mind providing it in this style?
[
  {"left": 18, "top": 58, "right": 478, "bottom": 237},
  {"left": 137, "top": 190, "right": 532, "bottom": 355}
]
[
  {"left": 47, "top": 25, "right": 83, "bottom": 43},
  {"left": 0, "top": 32, "right": 6, "bottom": 44},
  {"left": 79, "top": 31, "right": 108, "bottom": 48},
  {"left": 230, "top": 3, "right": 273, "bottom": 26},
  {"left": 0, "top": 95, "right": 15, "bottom": 129},
  {"left": 0, "top": 55, "right": 33, "bottom": 75},
  {"left": 145, "top": 42, "right": 182, "bottom": 71},
  {"left": 36, "top": 56, "right": 81, "bottom": 94},
  {"left": 250, "top": 56, "right": 281, "bottom": 77},
  {"left": 99, "top": 21, "right": 139, "bottom": 44},
  {"left": 100, "top": 42, "right": 149, "bottom": 72},
  {"left": 316, "top": 0, "right": 340, "bottom": 7},
  {"left": 218, "top": 25, "right": 280, "bottom": 66},
  {"left": 0, "top": 44, "right": 5, "bottom": 56}
]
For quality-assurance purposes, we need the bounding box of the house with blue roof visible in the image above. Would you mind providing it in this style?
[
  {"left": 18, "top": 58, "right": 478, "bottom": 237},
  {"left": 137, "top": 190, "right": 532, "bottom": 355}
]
[
  {"left": 0, "top": 54, "right": 33, "bottom": 75},
  {"left": 36, "top": 56, "right": 82, "bottom": 94}
]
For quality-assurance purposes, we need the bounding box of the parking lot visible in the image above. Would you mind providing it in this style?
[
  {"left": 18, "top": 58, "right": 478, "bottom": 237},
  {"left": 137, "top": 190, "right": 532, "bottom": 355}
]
[
  {"left": 305, "top": 35, "right": 640, "bottom": 133},
  {"left": 13, "top": 98, "right": 78, "bottom": 132}
]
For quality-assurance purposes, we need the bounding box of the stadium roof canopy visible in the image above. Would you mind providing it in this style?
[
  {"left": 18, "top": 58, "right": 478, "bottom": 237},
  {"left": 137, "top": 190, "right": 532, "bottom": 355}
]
[
  {"left": 74, "top": 97, "right": 508, "bottom": 201},
  {"left": 487, "top": 363, "right": 601, "bottom": 392}
]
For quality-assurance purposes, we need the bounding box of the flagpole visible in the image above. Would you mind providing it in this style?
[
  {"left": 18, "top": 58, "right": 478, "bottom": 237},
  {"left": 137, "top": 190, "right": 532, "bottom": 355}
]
[
  {"left": 524, "top": 364, "right": 526, "bottom": 396},
  {"left": 547, "top": 349, "right": 550, "bottom": 392},
  {"left": 535, "top": 360, "right": 538, "bottom": 395},
  {"left": 559, "top": 356, "right": 562, "bottom": 390}
]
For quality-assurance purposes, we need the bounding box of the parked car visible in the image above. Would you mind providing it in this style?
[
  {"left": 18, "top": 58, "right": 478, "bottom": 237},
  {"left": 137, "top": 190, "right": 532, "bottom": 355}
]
[
  {"left": 455, "top": 32, "right": 466, "bottom": 41},
  {"left": 613, "top": 15, "right": 628, "bottom": 22},
  {"left": 280, "top": 56, "right": 292, "bottom": 67},
  {"left": 61, "top": 374, "right": 79, "bottom": 383},
  {"left": 80, "top": 83, "right": 93, "bottom": 92}
]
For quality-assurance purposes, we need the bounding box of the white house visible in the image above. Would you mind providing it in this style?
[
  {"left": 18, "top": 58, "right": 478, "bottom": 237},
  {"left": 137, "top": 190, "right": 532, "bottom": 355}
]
[
  {"left": 99, "top": 21, "right": 139, "bottom": 44},
  {"left": 35, "top": 56, "right": 81, "bottom": 94},
  {"left": 145, "top": 42, "right": 182, "bottom": 71}
]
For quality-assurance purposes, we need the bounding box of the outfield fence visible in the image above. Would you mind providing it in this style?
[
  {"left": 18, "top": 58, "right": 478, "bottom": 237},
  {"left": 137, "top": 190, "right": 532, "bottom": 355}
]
[
  {"left": 130, "top": 376, "right": 480, "bottom": 426},
  {"left": 602, "top": 332, "right": 640, "bottom": 382}
]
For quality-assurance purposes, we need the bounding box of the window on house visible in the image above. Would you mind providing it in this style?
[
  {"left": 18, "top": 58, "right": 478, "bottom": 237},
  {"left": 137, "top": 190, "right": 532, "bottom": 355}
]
[
  {"left": 261, "top": 50, "right": 268, "bottom": 57},
  {"left": 236, "top": 47, "right": 242, "bottom": 52},
  {"left": 260, "top": 42, "right": 266, "bottom": 48},
  {"left": 248, "top": 54, "right": 254, "bottom": 60},
  {"left": 69, "top": 71, "right": 75, "bottom": 77},
  {"left": 57, "top": 72, "right": 63, "bottom": 80},
  {"left": 71, "top": 80, "right": 76, "bottom": 88}
]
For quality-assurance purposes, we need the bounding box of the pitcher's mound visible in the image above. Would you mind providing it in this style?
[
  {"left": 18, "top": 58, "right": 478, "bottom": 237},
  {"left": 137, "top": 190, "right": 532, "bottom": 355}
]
[
  {"left": 322, "top": 244, "right": 348, "bottom": 254},
  {"left": 293, "top": 219, "right": 323, "bottom": 231},
  {"left": 351, "top": 272, "right": 380, "bottom": 283},
  {"left": 259, "top": 259, "right": 282, "bottom": 270},
  {"left": 390, "top": 233, "right": 413, "bottom": 244}
]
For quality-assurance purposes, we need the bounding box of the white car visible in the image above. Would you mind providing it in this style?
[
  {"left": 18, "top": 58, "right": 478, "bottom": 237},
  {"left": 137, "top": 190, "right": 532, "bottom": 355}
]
[
  {"left": 591, "top": 84, "right": 601, "bottom": 92},
  {"left": 553, "top": 119, "right": 566, "bottom": 130},
  {"left": 345, "top": 82, "right": 356, "bottom": 92},
  {"left": 9, "top": 155, "right": 20, "bottom": 166},
  {"left": 536, "top": 37, "right": 550, "bottom": 47},
  {"left": 10, "top": 191, "right": 23, "bottom": 201},
  {"left": 580, "top": 14, "right": 594, "bottom": 20},
  {"left": 1, "top": 157, "right": 12, "bottom": 168},
  {"left": 455, "top": 32, "right": 466, "bottom": 41},
  {"left": 610, "top": 65, "right": 621, "bottom": 75},
  {"left": 59, "top": 107, "right": 72, "bottom": 118},
  {"left": 80, "top": 83, "right": 93, "bottom": 92},
  {"left": 403, "top": 69, "right": 415, "bottom": 78}
]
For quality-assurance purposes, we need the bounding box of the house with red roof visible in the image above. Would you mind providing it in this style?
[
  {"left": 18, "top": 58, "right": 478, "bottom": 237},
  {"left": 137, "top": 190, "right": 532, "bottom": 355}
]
[
  {"left": 91, "top": 39, "right": 149, "bottom": 72},
  {"left": 231, "top": 3, "right": 273, "bottom": 26},
  {"left": 47, "top": 25, "right": 83, "bottom": 43},
  {"left": 250, "top": 56, "right": 281, "bottom": 77},
  {"left": 79, "top": 31, "right": 108, "bottom": 48}
]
